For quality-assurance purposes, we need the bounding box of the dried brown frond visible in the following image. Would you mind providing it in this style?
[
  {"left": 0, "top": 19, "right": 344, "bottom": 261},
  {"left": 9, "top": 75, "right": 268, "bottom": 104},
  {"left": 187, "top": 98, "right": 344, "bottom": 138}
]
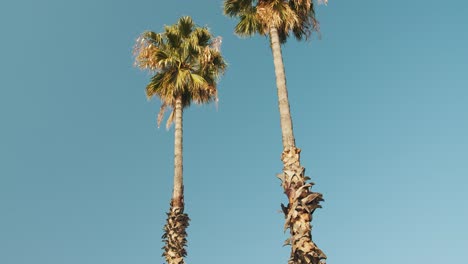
[
  {"left": 201, "top": 46, "right": 212, "bottom": 65},
  {"left": 133, "top": 35, "right": 161, "bottom": 71},
  {"left": 210, "top": 36, "right": 223, "bottom": 52},
  {"left": 166, "top": 110, "right": 175, "bottom": 130},
  {"left": 257, "top": 1, "right": 299, "bottom": 31},
  {"left": 157, "top": 103, "right": 167, "bottom": 128}
]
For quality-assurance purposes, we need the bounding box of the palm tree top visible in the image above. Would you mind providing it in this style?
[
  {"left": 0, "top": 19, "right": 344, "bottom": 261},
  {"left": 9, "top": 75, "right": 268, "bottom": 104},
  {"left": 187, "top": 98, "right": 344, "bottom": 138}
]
[
  {"left": 224, "top": 0, "right": 327, "bottom": 43},
  {"left": 133, "top": 16, "right": 227, "bottom": 128}
]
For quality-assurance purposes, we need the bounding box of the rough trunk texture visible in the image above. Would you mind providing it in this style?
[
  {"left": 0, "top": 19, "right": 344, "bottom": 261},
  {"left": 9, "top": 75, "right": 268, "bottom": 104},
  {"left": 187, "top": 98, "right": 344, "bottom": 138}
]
[
  {"left": 162, "top": 96, "right": 190, "bottom": 264},
  {"left": 162, "top": 200, "right": 190, "bottom": 264},
  {"left": 270, "top": 27, "right": 326, "bottom": 264},
  {"left": 278, "top": 147, "right": 326, "bottom": 264}
]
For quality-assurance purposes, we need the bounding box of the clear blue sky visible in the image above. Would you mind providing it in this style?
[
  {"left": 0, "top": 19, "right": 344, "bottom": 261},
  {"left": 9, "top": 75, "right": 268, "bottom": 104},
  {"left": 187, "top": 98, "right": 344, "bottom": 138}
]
[{"left": 1, "top": 1, "right": 467, "bottom": 264}]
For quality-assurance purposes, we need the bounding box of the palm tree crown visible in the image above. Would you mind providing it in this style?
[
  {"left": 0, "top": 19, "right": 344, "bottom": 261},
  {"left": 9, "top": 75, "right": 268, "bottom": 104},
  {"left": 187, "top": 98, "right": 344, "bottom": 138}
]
[
  {"left": 224, "top": 0, "right": 326, "bottom": 43},
  {"left": 134, "top": 16, "right": 226, "bottom": 127}
]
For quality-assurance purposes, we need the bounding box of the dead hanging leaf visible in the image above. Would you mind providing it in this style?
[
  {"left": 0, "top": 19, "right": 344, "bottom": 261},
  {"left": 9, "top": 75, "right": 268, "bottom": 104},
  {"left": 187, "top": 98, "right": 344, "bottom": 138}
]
[
  {"left": 166, "top": 110, "right": 174, "bottom": 130},
  {"left": 157, "top": 103, "right": 167, "bottom": 128}
]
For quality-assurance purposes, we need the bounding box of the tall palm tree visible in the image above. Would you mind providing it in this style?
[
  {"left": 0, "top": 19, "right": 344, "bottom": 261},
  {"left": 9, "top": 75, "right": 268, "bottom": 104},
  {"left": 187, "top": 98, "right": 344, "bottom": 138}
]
[
  {"left": 223, "top": 1, "right": 327, "bottom": 263},
  {"left": 133, "top": 16, "right": 226, "bottom": 264}
]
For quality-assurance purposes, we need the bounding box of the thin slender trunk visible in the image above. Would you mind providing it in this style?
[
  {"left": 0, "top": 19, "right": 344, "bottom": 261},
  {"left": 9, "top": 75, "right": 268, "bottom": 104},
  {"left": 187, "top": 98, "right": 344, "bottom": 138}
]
[
  {"left": 269, "top": 27, "right": 295, "bottom": 149},
  {"left": 173, "top": 96, "right": 184, "bottom": 208},
  {"left": 162, "top": 96, "right": 190, "bottom": 264},
  {"left": 269, "top": 26, "right": 326, "bottom": 264}
]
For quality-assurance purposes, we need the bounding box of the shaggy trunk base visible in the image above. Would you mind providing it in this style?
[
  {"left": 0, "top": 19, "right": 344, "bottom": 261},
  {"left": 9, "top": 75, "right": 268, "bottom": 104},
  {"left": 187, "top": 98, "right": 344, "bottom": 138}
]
[
  {"left": 162, "top": 200, "right": 190, "bottom": 264},
  {"left": 278, "top": 147, "right": 327, "bottom": 264}
]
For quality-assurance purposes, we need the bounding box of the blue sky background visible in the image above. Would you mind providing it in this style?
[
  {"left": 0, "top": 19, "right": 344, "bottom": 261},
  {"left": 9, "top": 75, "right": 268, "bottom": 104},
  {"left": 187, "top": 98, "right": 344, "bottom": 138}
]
[{"left": 1, "top": 1, "right": 467, "bottom": 264}]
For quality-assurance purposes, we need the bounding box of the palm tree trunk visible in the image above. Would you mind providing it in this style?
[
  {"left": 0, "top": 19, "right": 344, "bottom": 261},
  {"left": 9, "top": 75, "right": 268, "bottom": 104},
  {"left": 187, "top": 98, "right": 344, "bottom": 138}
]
[
  {"left": 269, "top": 27, "right": 295, "bottom": 149},
  {"left": 162, "top": 96, "right": 190, "bottom": 264},
  {"left": 269, "top": 26, "right": 327, "bottom": 264},
  {"left": 173, "top": 96, "right": 184, "bottom": 208}
]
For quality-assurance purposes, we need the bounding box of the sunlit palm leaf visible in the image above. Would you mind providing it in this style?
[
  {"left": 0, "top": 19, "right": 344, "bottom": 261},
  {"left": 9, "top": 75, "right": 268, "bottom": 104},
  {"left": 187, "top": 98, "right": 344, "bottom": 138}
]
[
  {"left": 224, "top": 0, "right": 255, "bottom": 17},
  {"left": 177, "top": 16, "right": 194, "bottom": 38},
  {"left": 235, "top": 9, "right": 262, "bottom": 36}
]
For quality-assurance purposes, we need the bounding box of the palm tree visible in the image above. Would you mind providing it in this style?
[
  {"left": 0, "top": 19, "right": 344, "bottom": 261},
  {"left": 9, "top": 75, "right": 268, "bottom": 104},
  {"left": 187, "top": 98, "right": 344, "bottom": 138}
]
[
  {"left": 133, "top": 16, "right": 226, "bottom": 264},
  {"left": 223, "top": 1, "right": 327, "bottom": 263}
]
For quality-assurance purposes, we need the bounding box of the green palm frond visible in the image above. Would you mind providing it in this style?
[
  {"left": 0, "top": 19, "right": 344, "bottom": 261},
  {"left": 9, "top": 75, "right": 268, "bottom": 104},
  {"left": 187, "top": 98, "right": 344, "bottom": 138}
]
[
  {"left": 147, "top": 69, "right": 178, "bottom": 101},
  {"left": 146, "top": 73, "right": 164, "bottom": 99},
  {"left": 143, "top": 31, "right": 164, "bottom": 46},
  {"left": 194, "top": 28, "right": 211, "bottom": 47},
  {"left": 174, "top": 69, "right": 191, "bottom": 92},
  {"left": 224, "top": 0, "right": 256, "bottom": 17},
  {"left": 154, "top": 49, "right": 176, "bottom": 69},
  {"left": 177, "top": 16, "right": 194, "bottom": 38},
  {"left": 189, "top": 73, "right": 209, "bottom": 92},
  {"left": 165, "top": 27, "right": 182, "bottom": 49},
  {"left": 235, "top": 9, "right": 262, "bottom": 36}
]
